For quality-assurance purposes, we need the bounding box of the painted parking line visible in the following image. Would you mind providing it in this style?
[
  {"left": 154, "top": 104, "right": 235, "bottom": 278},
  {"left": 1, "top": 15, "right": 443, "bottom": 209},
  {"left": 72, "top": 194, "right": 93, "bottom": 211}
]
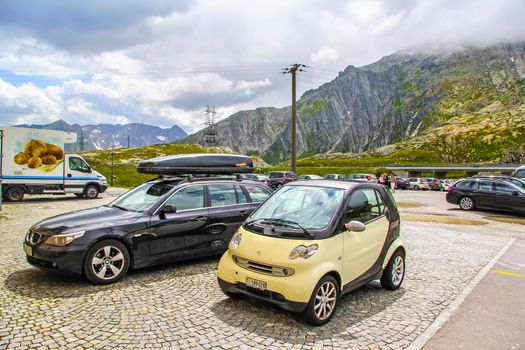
[{"left": 490, "top": 269, "right": 525, "bottom": 279}]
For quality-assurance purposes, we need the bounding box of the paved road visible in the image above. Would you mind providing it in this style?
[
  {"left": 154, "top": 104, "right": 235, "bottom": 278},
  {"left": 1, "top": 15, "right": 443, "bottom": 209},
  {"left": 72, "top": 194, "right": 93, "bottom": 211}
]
[{"left": 0, "top": 188, "right": 523, "bottom": 349}]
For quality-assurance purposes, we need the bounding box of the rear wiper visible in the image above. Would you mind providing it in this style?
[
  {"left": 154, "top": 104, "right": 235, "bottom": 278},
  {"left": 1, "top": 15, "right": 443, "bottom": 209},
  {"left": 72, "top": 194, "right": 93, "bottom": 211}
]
[{"left": 261, "top": 218, "right": 314, "bottom": 240}]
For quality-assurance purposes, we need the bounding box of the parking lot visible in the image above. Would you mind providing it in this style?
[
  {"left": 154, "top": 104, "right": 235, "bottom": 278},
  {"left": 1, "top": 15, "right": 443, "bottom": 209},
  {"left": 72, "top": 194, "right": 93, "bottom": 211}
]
[{"left": 0, "top": 189, "right": 522, "bottom": 349}]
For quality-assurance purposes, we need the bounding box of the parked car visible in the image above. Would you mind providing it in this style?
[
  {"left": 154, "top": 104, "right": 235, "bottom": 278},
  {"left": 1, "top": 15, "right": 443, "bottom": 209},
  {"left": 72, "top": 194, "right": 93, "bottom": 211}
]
[
  {"left": 23, "top": 154, "right": 273, "bottom": 285},
  {"left": 407, "top": 178, "right": 430, "bottom": 191},
  {"left": 268, "top": 171, "right": 297, "bottom": 189},
  {"left": 424, "top": 178, "right": 442, "bottom": 191},
  {"left": 324, "top": 174, "right": 346, "bottom": 180},
  {"left": 446, "top": 178, "right": 525, "bottom": 214},
  {"left": 239, "top": 173, "right": 269, "bottom": 183},
  {"left": 395, "top": 177, "right": 410, "bottom": 190},
  {"left": 472, "top": 175, "right": 525, "bottom": 190},
  {"left": 513, "top": 165, "right": 525, "bottom": 179},
  {"left": 299, "top": 174, "right": 324, "bottom": 180},
  {"left": 440, "top": 179, "right": 452, "bottom": 192},
  {"left": 348, "top": 173, "right": 378, "bottom": 182},
  {"left": 217, "top": 180, "right": 405, "bottom": 325}
]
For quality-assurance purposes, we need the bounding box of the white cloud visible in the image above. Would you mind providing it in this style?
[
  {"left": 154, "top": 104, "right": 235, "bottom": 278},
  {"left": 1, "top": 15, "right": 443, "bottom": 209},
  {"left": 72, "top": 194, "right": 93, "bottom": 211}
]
[{"left": 0, "top": 0, "right": 524, "bottom": 133}]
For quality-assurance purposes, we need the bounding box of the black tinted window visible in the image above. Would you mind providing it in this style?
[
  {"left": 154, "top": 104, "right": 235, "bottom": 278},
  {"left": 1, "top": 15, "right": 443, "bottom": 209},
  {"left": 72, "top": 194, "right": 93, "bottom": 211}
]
[
  {"left": 235, "top": 185, "right": 248, "bottom": 204},
  {"left": 494, "top": 183, "right": 514, "bottom": 193},
  {"left": 270, "top": 173, "right": 283, "bottom": 178}
]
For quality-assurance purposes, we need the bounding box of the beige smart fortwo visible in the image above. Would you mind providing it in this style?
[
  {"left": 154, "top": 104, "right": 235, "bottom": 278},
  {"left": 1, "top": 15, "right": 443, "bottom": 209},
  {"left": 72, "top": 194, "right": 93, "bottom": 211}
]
[{"left": 217, "top": 180, "right": 405, "bottom": 325}]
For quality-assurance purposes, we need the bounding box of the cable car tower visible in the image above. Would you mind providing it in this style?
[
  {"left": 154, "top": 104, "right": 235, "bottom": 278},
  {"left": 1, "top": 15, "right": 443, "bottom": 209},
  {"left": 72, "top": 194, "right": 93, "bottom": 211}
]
[{"left": 203, "top": 106, "right": 218, "bottom": 147}]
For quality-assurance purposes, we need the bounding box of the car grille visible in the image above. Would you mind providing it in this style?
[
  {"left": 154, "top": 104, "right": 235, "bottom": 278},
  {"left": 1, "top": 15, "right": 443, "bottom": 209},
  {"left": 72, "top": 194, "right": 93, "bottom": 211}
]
[
  {"left": 26, "top": 230, "right": 43, "bottom": 245},
  {"left": 233, "top": 256, "right": 295, "bottom": 277}
]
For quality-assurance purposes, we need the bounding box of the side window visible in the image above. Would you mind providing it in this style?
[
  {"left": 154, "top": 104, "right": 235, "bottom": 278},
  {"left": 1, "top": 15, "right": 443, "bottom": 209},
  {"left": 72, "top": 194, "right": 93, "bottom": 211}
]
[
  {"left": 208, "top": 184, "right": 238, "bottom": 207},
  {"left": 235, "top": 185, "right": 248, "bottom": 204},
  {"left": 165, "top": 185, "right": 205, "bottom": 211},
  {"left": 478, "top": 181, "right": 493, "bottom": 191},
  {"left": 345, "top": 189, "right": 385, "bottom": 224},
  {"left": 69, "top": 157, "right": 90, "bottom": 173},
  {"left": 494, "top": 183, "right": 514, "bottom": 193},
  {"left": 243, "top": 184, "right": 271, "bottom": 202}
]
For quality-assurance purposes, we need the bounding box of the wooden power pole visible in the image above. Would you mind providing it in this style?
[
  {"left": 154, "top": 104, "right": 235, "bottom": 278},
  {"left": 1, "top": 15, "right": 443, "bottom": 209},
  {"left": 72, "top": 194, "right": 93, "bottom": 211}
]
[{"left": 282, "top": 64, "right": 306, "bottom": 174}]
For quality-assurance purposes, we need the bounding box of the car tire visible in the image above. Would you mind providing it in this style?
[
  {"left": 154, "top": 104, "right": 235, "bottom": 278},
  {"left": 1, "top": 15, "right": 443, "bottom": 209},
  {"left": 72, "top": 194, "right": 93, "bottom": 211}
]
[
  {"left": 5, "top": 186, "right": 25, "bottom": 202},
  {"left": 83, "top": 239, "right": 130, "bottom": 285},
  {"left": 414, "top": 185, "right": 419, "bottom": 191},
  {"left": 84, "top": 185, "right": 100, "bottom": 199},
  {"left": 458, "top": 196, "right": 475, "bottom": 211},
  {"left": 380, "top": 250, "right": 405, "bottom": 290},
  {"left": 302, "top": 275, "right": 339, "bottom": 326}
]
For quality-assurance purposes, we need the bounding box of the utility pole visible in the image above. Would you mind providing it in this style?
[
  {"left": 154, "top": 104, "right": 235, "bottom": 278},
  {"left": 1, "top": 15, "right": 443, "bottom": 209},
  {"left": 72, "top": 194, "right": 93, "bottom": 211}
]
[
  {"left": 282, "top": 64, "right": 306, "bottom": 174},
  {"left": 127, "top": 135, "right": 130, "bottom": 148}
]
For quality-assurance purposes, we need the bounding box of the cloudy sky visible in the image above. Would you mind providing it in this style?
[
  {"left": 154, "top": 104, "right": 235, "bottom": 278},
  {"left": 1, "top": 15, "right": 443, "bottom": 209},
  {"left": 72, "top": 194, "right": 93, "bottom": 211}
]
[{"left": 1, "top": 0, "right": 524, "bottom": 134}]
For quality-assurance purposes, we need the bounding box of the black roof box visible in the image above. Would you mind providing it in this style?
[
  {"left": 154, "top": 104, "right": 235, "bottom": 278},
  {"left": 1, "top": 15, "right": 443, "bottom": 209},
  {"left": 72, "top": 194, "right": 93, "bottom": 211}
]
[{"left": 137, "top": 153, "right": 254, "bottom": 175}]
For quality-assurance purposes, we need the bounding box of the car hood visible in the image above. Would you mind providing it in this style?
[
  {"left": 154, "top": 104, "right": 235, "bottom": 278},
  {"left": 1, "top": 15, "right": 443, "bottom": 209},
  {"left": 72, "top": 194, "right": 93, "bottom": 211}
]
[{"left": 31, "top": 205, "right": 143, "bottom": 234}]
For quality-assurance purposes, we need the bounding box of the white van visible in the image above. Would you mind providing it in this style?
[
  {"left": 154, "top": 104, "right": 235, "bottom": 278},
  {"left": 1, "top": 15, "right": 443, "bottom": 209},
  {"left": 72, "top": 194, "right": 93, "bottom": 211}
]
[{"left": 1, "top": 126, "right": 107, "bottom": 201}]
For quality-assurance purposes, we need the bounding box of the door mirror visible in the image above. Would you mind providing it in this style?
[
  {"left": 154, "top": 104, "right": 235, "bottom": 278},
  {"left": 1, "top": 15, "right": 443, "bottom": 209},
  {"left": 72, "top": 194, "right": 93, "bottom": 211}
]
[
  {"left": 512, "top": 190, "right": 520, "bottom": 196},
  {"left": 384, "top": 207, "right": 390, "bottom": 219},
  {"left": 160, "top": 204, "right": 176, "bottom": 214},
  {"left": 345, "top": 220, "right": 366, "bottom": 232}
]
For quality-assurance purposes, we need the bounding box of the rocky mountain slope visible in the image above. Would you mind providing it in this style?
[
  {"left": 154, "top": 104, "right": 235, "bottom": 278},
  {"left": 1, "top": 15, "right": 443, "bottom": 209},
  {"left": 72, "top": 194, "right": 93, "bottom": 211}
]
[
  {"left": 17, "top": 119, "right": 187, "bottom": 152},
  {"left": 183, "top": 43, "right": 525, "bottom": 164}
]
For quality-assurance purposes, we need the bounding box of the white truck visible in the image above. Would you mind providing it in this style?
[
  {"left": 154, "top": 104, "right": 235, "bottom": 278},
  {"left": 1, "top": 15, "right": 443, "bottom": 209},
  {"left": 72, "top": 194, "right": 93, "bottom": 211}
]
[{"left": 0, "top": 126, "right": 107, "bottom": 202}]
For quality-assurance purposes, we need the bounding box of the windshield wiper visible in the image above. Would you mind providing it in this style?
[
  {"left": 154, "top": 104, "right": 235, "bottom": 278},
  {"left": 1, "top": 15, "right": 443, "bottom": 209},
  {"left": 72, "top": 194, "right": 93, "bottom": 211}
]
[
  {"left": 111, "top": 204, "right": 130, "bottom": 211},
  {"left": 246, "top": 218, "right": 314, "bottom": 239}
]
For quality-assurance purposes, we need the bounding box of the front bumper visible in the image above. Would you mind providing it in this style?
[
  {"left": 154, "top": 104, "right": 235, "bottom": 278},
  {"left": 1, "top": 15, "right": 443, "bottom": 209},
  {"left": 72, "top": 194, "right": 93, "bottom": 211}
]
[
  {"left": 100, "top": 184, "right": 108, "bottom": 193},
  {"left": 217, "top": 251, "right": 317, "bottom": 313},
  {"left": 218, "top": 278, "right": 307, "bottom": 313},
  {"left": 24, "top": 242, "right": 87, "bottom": 275}
]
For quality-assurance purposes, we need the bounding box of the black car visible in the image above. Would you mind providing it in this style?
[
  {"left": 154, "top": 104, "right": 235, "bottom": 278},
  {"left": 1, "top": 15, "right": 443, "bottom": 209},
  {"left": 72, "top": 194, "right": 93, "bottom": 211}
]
[
  {"left": 395, "top": 177, "right": 410, "bottom": 190},
  {"left": 446, "top": 178, "right": 525, "bottom": 214},
  {"left": 267, "top": 171, "right": 296, "bottom": 189},
  {"left": 23, "top": 154, "right": 273, "bottom": 284}
]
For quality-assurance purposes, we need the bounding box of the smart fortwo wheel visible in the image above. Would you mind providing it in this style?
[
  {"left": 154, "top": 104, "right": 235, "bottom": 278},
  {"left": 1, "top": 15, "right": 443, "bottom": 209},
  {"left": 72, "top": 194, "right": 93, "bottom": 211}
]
[
  {"left": 303, "top": 275, "right": 339, "bottom": 326},
  {"left": 381, "top": 250, "right": 405, "bottom": 290},
  {"left": 83, "top": 240, "right": 130, "bottom": 285}
]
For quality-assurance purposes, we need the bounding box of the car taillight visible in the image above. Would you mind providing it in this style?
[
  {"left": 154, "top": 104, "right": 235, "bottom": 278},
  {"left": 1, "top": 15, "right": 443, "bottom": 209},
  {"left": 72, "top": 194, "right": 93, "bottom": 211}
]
[
  {"left": 419, "top": 182, "right": 424, "bottom": 184},
  {"left": 447, "top": 187, "right": 454, "bottom": 193},
  {"left": 284, "top": 178, "right": 291, "bottom": 183}
]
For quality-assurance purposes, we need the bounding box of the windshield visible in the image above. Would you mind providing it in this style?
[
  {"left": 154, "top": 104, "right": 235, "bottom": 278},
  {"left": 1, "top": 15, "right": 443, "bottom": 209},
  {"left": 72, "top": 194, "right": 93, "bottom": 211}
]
[
  {"left": 110, "top": 182, "right": 175, "bottom": 212},
  {"left": 249, "top": 185, "right": 345, "bottom": 230}
]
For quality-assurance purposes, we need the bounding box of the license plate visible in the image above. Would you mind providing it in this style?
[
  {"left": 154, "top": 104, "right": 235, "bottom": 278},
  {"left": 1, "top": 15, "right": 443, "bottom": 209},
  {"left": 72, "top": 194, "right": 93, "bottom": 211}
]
[
  {"left": 23, "top": 244, "right": 33, "bottom": 256},
  {"left": 245, "top": 277, "right": 267, "bottom": 291}
]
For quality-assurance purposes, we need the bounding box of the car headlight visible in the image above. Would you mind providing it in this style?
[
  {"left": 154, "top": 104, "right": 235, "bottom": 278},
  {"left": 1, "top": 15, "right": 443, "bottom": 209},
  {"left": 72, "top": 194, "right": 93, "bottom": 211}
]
[
  {"left": 230, "top": 232, "right": 242, "bottom": 249},
  {"left": 289, "top": 244, "right": 318, "bottom": 260},
  {"left": 45, "top": 231, "right": 85, "bottom": 246}
]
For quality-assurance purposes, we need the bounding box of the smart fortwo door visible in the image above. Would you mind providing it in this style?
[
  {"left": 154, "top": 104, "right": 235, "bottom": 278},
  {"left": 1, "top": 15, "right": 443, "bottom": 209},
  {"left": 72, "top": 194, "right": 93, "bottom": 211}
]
[{"left": 342, "top": 188, "right": 389, "bottom": 284}]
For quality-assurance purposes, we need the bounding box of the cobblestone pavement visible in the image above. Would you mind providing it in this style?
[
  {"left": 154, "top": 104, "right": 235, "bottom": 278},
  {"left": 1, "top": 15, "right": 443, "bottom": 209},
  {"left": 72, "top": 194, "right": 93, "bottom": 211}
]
[{"left": 0, "top": 190, "right": 513, "bottom": 349}]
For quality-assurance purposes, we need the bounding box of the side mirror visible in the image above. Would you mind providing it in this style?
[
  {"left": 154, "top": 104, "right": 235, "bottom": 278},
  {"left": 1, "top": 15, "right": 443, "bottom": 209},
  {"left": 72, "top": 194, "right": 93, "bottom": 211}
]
[
  {"left": 87, "top": 166, "right": 92, "bottom": 173},
  {"left": 512, "top": 191, "right": 520, "bottom": 196},
  {"left": 345, "top": 220, "right": 366, "bottom": 232},
  {"left": 384, "top": 207, "right": 390, "bottom": 219},
  {"left": 160, "top": 204, "right": 176, "bottom": 214}
]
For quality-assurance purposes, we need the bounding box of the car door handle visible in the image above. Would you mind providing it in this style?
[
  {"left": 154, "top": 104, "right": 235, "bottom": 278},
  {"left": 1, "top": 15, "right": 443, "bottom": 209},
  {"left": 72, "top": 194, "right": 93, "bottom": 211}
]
[
  {"left": 67, "top": 174, "right": 72, "bottom": 177},
  {"left": 239, "top": 210, "right": 248, "bottom": 217}
]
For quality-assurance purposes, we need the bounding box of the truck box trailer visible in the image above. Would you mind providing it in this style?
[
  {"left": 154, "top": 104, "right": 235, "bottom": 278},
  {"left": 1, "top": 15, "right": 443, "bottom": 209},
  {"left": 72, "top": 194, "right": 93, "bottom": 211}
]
[{"left": 0, "top": 126, "right": 107, "bottom": 202}]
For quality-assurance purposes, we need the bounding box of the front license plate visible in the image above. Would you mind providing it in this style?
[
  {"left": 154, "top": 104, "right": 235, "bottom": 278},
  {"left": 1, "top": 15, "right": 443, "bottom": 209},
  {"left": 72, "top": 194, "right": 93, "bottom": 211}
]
[
  {"left": 245, "top": 277, "right": 267, "bottom": 291},
  {"left": 23, "top": 244, "right": 33, "bottom": 256}
]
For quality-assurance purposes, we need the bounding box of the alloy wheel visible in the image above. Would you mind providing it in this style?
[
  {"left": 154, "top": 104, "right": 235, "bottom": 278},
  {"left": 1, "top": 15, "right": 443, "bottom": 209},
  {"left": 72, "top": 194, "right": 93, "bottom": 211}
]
[
  {"left": 391, "top": 255, "right": 405, "bottom": 287},
  {"left": 459, "top": 197, "right": 473, "bottom": 210},
  {"left": 91, "top": 245, "right": 125, "bottom": 280},
  {"left": 314, "top": 280, "right": 337, "bottom": 321}
]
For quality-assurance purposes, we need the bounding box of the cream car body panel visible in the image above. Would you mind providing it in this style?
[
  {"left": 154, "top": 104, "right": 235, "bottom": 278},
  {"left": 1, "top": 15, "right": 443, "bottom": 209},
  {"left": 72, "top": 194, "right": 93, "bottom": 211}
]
[
  {"left": 342, "top": 216, "right": 389, "bottom": 284},
  {"left": 382, "top": 237, "right": 405, "bottom": 269},
  {"left": 218, "top": 226, "right": 343, "bottom": 303}
]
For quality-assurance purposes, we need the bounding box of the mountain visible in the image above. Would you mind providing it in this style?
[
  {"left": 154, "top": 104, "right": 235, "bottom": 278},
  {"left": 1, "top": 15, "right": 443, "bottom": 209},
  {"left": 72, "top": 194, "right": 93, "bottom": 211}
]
[
  {"left": 182, "top": 43, "right": 525, "bottom": 164},
  {"left": 16, "top": 120, "right": 187, "bottom": 152}
]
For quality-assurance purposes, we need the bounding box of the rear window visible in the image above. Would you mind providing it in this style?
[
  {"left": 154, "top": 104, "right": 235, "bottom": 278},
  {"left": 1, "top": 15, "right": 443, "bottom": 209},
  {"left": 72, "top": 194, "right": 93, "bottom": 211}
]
[
  {"left": 270, "top": 173, "right": 283, "bottom": 178},
  {"left": 243, "top": 185, "right": 271, "bottom": 202}
]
